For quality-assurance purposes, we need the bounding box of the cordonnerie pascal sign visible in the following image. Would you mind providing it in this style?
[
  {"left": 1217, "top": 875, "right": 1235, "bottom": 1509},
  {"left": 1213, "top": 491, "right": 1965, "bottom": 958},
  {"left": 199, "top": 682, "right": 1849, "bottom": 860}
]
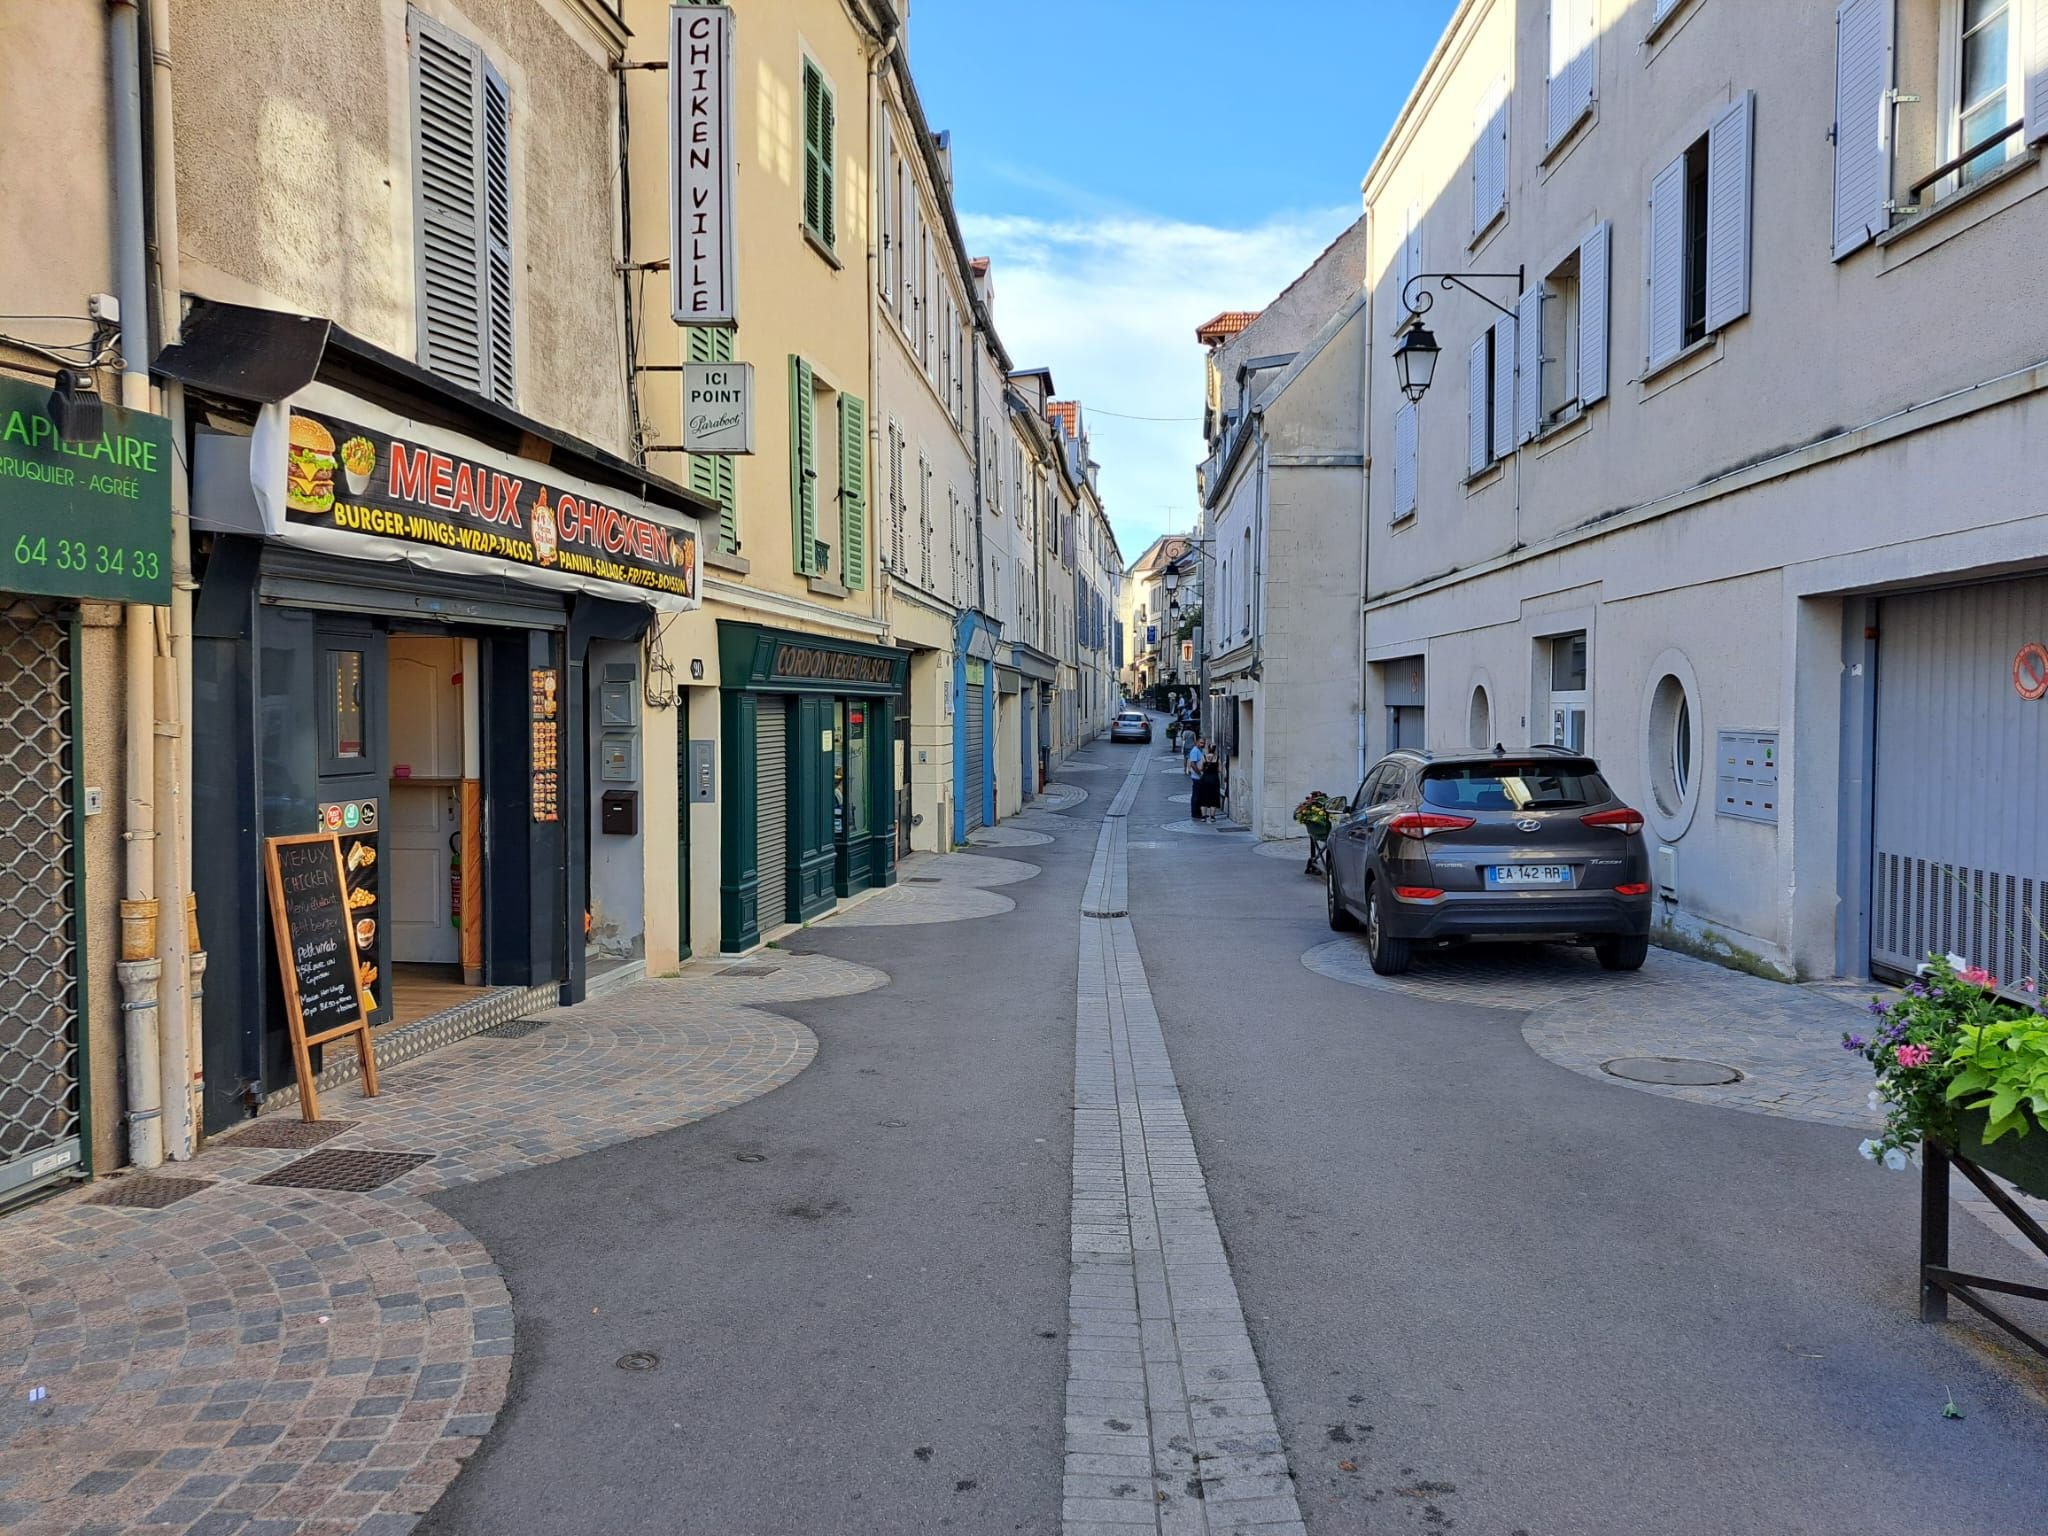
[
  {"left": 771, "top": 643, "right": 898, "bottom": 687},
  {"left": 282, "top": 409, "right": 697, "bottom": 602}
]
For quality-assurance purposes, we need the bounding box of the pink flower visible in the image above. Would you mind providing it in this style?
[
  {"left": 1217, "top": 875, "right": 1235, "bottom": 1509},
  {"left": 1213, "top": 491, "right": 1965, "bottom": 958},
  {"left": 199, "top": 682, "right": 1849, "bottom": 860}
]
[
  {"left": 1895, "top": 1044, "right": 1933, "bottom": 1069},
  {"left": 1960, "top": 965, "right": 1999, "bottom": 989}
]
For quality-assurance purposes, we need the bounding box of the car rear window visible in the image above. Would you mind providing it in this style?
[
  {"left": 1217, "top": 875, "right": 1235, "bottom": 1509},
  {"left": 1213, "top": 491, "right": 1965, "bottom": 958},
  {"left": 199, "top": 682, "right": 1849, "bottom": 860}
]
[
  {"left": 1117, "top": 713, "right": 1144, "bottom": 724},
  {"left": 1420, "top": 759, "right": 1611, "bottom": 811}
]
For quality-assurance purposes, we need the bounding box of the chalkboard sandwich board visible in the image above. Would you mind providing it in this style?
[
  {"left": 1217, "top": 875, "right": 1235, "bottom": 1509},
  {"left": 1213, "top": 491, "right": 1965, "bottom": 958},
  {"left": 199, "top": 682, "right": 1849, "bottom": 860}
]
[{"left": 263, "top": 832, "right": 380, "bottom": 1120}]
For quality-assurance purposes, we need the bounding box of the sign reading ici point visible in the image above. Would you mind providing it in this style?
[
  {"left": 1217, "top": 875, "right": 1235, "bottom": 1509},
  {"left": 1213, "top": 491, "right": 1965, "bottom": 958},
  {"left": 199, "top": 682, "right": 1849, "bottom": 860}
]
[
  {"left": 681, "top": 361, "right": 754, "bottom": 454},
  {"left": 669, "top": 5, "right": 736, "bottom": 327}
]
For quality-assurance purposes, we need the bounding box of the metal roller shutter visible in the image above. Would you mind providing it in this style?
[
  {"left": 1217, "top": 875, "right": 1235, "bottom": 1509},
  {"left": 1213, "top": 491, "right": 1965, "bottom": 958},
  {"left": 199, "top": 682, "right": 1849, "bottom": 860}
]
[
  {"left": 0, "top": 601, "right": 81, "bottom": 1205},
  {"left": 1870, "top": 578, "right": 2048, "bottom": 987},
  {"left": 756, "top": 700, "right": 789, "bottom": 933},
  {"left": 964, "top": 682, "right": 986, "bottom": 831}
]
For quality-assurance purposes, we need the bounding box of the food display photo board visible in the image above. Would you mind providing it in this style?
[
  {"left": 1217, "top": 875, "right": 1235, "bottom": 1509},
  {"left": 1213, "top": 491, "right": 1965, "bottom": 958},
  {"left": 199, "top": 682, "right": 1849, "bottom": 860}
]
[{"left": 263, "top": 832, "right": 380, "bottom": 1120}]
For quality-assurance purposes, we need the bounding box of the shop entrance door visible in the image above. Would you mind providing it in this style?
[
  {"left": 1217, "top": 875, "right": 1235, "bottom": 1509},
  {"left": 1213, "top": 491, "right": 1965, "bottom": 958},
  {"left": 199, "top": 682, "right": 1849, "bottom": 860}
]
[
  {"left": 964, "top": 678, "right": 987, "bottom": 831},
  {"left": 387, "top": 636, "right": 464, "bottom": 968},
  {"left": 894, "top": 710, "right": 911, "bottom": 858}
]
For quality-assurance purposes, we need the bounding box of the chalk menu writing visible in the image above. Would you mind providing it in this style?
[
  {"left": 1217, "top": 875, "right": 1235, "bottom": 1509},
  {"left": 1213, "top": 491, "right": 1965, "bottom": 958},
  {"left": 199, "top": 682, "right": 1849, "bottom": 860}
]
[{"left": 265, "top": 835, "right": 365, "bottom": 1038}]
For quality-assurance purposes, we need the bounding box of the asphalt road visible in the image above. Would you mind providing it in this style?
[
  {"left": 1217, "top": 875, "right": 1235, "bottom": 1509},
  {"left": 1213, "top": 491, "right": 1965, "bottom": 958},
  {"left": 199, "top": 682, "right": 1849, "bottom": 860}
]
[
  {"left": 420, "top": 729, "right": 2048, "bottom": 1534},
  {"left": 416, "top": 795, "right": 1101, "bottom": 1535},
  {"left": 1127, "top": 747, "right": 2048, "bottom": 1535}
]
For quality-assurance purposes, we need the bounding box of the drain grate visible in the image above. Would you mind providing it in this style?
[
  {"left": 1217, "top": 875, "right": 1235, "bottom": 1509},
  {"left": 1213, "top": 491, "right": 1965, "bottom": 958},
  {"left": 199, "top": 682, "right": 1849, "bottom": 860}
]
[
  {"left": 716, "top": 964, "right": 781, "bottom": 978},
  {"left": 480, "top": 1017, "right": 551, "bottom": 1039},
  {"left": 85, "top": 1175, "right": 213, "bottom": 1209},
  {"left": 1601, "top": 1056, "right": 1744, "bottom": 1087},
  {"left": 215, "top": 1119, "right": 355, "bottom": 1150},
  {"left": 906, "top": 877, "right": 942, "bottom": 885},
  {"left": 252, "top": 1149, "right": 435, "bottom": 1192}
]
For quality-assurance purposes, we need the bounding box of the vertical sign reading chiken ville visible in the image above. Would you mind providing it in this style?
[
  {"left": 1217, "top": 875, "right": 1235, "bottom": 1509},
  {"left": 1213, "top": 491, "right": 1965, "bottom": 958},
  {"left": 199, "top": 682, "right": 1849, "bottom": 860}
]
[{"left": 669, "top": 5, "right": 736, "bottom": 326}]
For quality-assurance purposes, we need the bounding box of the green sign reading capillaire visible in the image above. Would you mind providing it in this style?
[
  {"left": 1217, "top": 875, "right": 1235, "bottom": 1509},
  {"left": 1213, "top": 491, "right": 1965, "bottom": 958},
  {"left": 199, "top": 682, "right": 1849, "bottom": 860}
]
[{"left": 0, "top": 374, "right": 172, "bottom": 604}]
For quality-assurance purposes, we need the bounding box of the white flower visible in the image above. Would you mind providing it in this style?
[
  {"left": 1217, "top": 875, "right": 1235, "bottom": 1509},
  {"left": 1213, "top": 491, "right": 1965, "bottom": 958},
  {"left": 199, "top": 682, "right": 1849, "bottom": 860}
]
[
  {"left": 1883, "top": 1146, "right": 1909, "bottom": 1172},
  {"left": 1868, "top": 1090, "right": 1886, "bottom": 1113},
  {"left": 1945, "top": 951, "right": 1970, "bottom": 972},
  {"left": 1859, "top": 1138, "right": 1881, "bottom": 1161}
]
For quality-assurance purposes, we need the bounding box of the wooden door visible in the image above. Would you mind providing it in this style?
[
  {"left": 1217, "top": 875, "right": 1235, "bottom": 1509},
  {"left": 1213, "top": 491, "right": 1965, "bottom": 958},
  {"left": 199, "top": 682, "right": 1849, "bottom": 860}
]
[{"left": 389, "top": 782, "right": 460, "bottom": 964}]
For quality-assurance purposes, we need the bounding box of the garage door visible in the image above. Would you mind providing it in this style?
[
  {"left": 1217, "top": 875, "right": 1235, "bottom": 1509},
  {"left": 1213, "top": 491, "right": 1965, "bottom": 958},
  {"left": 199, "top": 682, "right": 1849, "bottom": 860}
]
[
  {"left": 964, "top": 681, "right": 986, "bottom": 831},
  {"left": 1871, "top": 578, "right": 2048, "bottom": 985},
  {"left": 756, "top": 699, "right": 789, "bottom": 934}
]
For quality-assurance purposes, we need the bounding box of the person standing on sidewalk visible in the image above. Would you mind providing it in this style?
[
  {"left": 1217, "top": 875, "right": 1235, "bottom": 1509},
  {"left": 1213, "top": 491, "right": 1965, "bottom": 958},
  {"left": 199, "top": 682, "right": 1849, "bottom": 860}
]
[
  {"left": 1185, "top": 736, "right": 1206, "bottom": 818},
  {"left": 1198, "top": 747, "right": 1222, "bottom": 824}
]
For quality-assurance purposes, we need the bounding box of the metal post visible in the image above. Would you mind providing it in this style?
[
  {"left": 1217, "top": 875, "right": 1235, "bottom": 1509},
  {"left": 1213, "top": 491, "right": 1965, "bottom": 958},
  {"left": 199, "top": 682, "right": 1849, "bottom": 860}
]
[{"left": 1920, "top": 1142, "right": 1950, "bottom": 1323}]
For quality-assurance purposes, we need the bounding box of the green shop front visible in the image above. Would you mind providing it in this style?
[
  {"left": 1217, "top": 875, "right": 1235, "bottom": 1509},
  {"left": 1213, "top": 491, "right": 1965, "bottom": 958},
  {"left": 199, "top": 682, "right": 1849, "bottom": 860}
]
[{"left": 718, "top": 623, "right": 905, "bottom": 950}]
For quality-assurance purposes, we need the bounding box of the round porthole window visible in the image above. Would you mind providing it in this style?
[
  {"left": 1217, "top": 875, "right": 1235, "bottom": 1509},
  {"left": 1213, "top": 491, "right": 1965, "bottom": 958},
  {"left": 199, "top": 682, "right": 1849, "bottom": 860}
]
[
  {"left": 1468, "top": 685, "right": 1491, "bottom": 750},
  {"left": 1647, "top": 674, "right": 1692, "bottom": 818}
]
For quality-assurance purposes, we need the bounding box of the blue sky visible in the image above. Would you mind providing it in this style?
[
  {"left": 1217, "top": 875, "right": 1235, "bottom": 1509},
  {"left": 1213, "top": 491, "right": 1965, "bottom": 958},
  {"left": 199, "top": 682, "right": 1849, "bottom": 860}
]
[{"left": 907, "top": 0, "right": 1459, "bottom": 558}]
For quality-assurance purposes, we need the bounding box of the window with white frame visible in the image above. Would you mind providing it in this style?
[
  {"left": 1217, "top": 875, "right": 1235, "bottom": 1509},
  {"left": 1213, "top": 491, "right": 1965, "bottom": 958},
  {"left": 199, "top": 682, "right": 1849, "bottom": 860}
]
[
  {"left": 1646, "top": 94, "right": 1753, "bottom": 371},
  {"left": 1546, "top": 632, "right": 1589, "bottom": 751},
  {"left": 1547, "top": 0, "right": 1598, "bottom": 149},
  {"left": 801, "top": 57, "right": 837, "bottom": 252},
  {"left": 1390, "top": 203, "right": 1422, "bottom": 332}
]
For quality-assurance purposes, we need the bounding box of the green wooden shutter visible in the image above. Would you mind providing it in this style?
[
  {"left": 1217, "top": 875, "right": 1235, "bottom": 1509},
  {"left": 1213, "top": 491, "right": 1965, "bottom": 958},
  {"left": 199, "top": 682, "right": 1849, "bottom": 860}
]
[
  {"left": 839, "top": 393, "right": 867, "bottom": 590},
  {"left": 802, "top": 63, "right": 829, "bottom": 246},
  {"left": 789, "top": 355, "right": 817, "bottom": 574},
  {"left": 686, "top": 327, "right": 739, "bottom": 551},
  {"left": 817, "top": 79, "right": 836, "bottom": 248}
]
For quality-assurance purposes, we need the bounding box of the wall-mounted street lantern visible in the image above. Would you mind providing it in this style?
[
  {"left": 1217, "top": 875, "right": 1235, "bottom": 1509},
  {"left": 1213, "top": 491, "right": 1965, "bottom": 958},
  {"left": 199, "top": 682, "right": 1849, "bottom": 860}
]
[{"left": 1393, "top": 270, "right": 1523, "bottom": 406}]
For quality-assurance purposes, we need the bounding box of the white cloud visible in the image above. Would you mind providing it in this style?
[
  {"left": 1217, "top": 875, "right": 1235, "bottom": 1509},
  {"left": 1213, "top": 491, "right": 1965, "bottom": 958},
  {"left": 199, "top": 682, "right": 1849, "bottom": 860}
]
[{"left": 962, "top": 205, "right": 1355, "bottom": 562}]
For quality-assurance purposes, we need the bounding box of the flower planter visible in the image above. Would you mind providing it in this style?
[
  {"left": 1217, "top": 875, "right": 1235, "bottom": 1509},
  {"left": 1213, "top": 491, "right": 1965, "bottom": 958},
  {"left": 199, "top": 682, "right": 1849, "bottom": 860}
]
[{"left": 1948, "top": 1105, "right": 2048, "bottom": 1200}]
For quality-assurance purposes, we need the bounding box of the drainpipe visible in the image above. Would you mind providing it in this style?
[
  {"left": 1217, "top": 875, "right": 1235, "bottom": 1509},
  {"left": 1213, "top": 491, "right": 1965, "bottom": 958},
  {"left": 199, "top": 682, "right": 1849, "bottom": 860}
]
[
  {"left": 1356, "top": 272, "right": 1373, "bottom": 784},
  {"left": 110, "top": 0, "right": 163, "bottom": 1169},
  {"left": 865, "top": 21, "right": 900, "bottom": 640},
  {"left": 145, "top": 0, "right": 198, "bottom": 1157}
]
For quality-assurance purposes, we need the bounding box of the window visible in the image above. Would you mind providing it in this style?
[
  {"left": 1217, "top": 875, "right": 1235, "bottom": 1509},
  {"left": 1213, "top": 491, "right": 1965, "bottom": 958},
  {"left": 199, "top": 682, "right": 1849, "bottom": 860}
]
[
  {"left": 879, "top": 115, "right": 897, "bottom": 305},
  {"left": 1647, "top": 672, "right": 1696, "bottom": 816},
  {"left": 1473, "top": 79, "right": 1510, "bottom": 233},
  {"left": 917, "top": 453, "right": 932, "bottom": 587},
  {"left": 1547, "top": 0, "right": 1597, "bottom": 149},
  {"left": 1422, "top": 759, "right": 1612, "bottom": 810},
  {"left": 687, "top": 327, "right": 738, "bottom": 552},
  {"left": 410, "top": 11, "right": 513, "bottom": 404},
  {"left": 1391, "top": 204, "right": 1423, "bottom": 331},
  {"left": 1647, "top": 93, "right": 1752, "bottom": 370},
  {"left": 886, "top": 420, "right": 906, "bottom": 574},
  {"left": 1241, "top": 526, "right": 1252, "bottom": 636},
  {"left": 801, "top": 59, "right": 836, "bottom": 250},
  {"left": 787, "top": 356, "right": 831, "bottom": 578},
  {"left": 1392, "top": 401, "right": 1418, "bottom": 520},
  {"left": 837, "top": 392, "right": 867, "bottom": 590},
  {"left": 1546, "top": 631, "right": 1589, "bottom": 751},
  {"left": 1955, "top": 0, "right": 2022, "bottom": 184}
]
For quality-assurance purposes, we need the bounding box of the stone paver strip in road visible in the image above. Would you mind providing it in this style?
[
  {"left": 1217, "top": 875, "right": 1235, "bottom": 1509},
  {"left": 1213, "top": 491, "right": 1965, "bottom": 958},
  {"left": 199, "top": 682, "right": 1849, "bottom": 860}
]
[
  {"left": 1065, "top": 749, "right": 1305, "bottom": 1535},
  {"left": 0, "top": 956, "right": 867, "bottom": 1536}
]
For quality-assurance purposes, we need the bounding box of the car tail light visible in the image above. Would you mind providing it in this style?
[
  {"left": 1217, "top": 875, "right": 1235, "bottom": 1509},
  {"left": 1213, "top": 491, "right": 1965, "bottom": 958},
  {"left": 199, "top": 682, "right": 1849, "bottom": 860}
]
[
  {"left": 1385, "top": 812, "right": 1475, "bottom": 838},
  {"left": 1393, "top": 886, "right": 1444, "bottom": 900},
  {"left": 1615, "top": 882, "right": 1651, "bottom": 896},
  {"left": 1581, "top": 808, "right": 1645, "bottom": 836}
]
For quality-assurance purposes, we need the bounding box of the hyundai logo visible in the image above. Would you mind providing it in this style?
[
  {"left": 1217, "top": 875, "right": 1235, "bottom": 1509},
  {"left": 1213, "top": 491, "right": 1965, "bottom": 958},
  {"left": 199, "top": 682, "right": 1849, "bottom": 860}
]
[{"left": 1514, "top": 819, "right": 1542, "bottom": 833}]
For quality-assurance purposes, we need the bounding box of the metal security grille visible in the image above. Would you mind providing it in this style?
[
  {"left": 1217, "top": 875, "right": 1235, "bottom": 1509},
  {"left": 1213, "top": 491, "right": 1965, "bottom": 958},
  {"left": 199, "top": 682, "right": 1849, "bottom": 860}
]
[
  {"left": 756, "top": 700, "right": 788, "bottom": 933},
  {"left": 963, "top": 682, "right": 986, "bottom": 831},
  {"left": 0, "top": 601, "right": 80, "bottom": 1204},
  {"left": 1871, "top": 579, "right": 2048, "bottom": 986}
]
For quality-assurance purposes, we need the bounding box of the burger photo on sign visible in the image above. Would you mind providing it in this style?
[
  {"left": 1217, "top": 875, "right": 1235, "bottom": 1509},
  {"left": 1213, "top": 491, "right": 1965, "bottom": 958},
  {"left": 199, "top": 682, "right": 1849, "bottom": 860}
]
[{"left": 286, "top": 415, "right": 337, "bottom": 514}]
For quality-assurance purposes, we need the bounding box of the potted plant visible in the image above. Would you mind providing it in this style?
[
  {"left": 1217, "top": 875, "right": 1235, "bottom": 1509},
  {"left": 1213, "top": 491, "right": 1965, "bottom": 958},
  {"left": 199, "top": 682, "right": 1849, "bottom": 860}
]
[
  {"left": 1844, "top": 953, "right": 2048, "bottom": 1198},
  {"left": 1292, "top": 791, "right": 1344, "bottom": 877}
]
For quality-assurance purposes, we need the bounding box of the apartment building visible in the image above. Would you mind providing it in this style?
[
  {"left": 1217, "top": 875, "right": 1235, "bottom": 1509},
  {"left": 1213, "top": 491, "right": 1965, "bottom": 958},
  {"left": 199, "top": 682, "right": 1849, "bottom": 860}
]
[{"left": 1360, "top": 0, "right": 2048, "bottom": 980}]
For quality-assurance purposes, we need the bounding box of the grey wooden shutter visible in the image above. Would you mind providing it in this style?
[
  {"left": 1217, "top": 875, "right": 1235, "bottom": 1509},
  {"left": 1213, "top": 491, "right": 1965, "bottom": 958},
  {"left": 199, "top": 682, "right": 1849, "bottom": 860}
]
[
  {"left": 1570, "top": 0, "right": 1597, "bottom": 125},
  {"left": 1491, "top": 312, "right": 1517, "bottom": 462},
  {"left": 888, "top": 422, "right": 905, "bottom": 573},
  {"left": 1467, "top": 333, "right": 1492, "bottom": 477},
  {"left": 1515, "top": 286, "right": 1543, "bottom": 444},
  {"left": 1547, "top": 0, "right": 1595, "bottom": 147},
  {"left": 1646, "top": 155, "right": 1686, "bottom": 367},
  {"left": 1392, "top": 403, "right": 1418, "bottom": 520},
  {"left": 918, "top": 456, "right": 932, "bottom": 585},
  {"left": 1578, "top": 220, "right": 1610, "bottom": 405},
  {"left": 411, "top": 15, "right": 486, "bottom": 395},
  {"left": 1704, "top": 91, "right": 1755, "bottom": 333},
  {"left": 2026, "top": 0, "right": 2048, "bottom": 143},
  {"left": 481, "top": 66, "right": 513, "bottom": 404},
  {"left": 1472, "top": 82, "right": 1508, "bottom": 232},
  {"left": 1833, "top": 0, "right": 1892, "bottom": 260}
]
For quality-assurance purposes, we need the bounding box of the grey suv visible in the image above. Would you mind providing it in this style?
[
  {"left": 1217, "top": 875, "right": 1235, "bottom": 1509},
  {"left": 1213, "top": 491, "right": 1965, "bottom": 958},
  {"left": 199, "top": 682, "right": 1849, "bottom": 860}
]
[{"left": 1326, "top": 747, "right": 1653, "bottom": 975}]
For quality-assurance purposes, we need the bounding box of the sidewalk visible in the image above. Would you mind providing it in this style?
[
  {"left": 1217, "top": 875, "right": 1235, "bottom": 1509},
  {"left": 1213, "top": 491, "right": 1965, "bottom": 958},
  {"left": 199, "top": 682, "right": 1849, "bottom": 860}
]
[{"left": 0, "top": 957, "right": 877, "bottom": 1536}]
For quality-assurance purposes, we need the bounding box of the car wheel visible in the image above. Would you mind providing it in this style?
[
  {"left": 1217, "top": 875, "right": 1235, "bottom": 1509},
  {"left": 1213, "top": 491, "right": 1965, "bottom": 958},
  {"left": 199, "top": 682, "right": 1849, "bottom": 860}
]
[
  {"left": 1327, "top": 863, "right": 1359, "bottom": 932},
  {"left": 1596, "top": 934, "right": 1649, "bottom": 972},
  {"left": 1364, "top": 880, "right": 1413, "bottom": 975}
]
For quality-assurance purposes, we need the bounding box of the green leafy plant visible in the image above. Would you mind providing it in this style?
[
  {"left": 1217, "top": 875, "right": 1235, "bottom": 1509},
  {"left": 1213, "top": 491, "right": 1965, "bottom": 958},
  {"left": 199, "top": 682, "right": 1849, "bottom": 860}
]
[
  {"left": 1292, "top": 791, "right": 1344, "bottom": 841},
  {"left": 1845, "top": 953, "right": 2047, "bottom": 1168}
]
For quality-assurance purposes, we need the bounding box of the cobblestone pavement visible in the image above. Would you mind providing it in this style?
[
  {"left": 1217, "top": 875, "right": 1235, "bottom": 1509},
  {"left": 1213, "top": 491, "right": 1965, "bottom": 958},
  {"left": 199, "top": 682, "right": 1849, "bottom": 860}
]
[
  {"left": 1302, "top": 937, "right": 1881, "bottom": 1128},
  {"left": 0, "top": 958, "right": 864, "bottom": 1536}
]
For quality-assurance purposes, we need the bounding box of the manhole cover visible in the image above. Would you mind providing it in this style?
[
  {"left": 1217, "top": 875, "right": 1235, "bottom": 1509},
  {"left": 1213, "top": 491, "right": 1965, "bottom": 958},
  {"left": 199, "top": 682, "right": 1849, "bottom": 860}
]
[
  {"left": 215, "top": 1118, "right": 355, "bottom": 1150},
  {"left": 1082, "top": 908, "right": 1128, "bottom": 918},
  {"left": 252, "top": 1149, "right": 435, "bottom": 1191},
  {"left": 717, "top": 964, "right": 781, "bottom": 978},
  {"left": 481, "top": 1017, "right": 551, "bottom": 1039},
  {"left": 1601, "top": 1056, "right": 1744, "bottom": 1086},
  {"left": 734, "top": 1152, "right": 767, "bottom": 1163},
  {"left": 85, "top": 1175, "right": 213, "bottom": 1209},
  {"left": 616, "top": 1352, "right": 660, "bottom": 1372}
]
